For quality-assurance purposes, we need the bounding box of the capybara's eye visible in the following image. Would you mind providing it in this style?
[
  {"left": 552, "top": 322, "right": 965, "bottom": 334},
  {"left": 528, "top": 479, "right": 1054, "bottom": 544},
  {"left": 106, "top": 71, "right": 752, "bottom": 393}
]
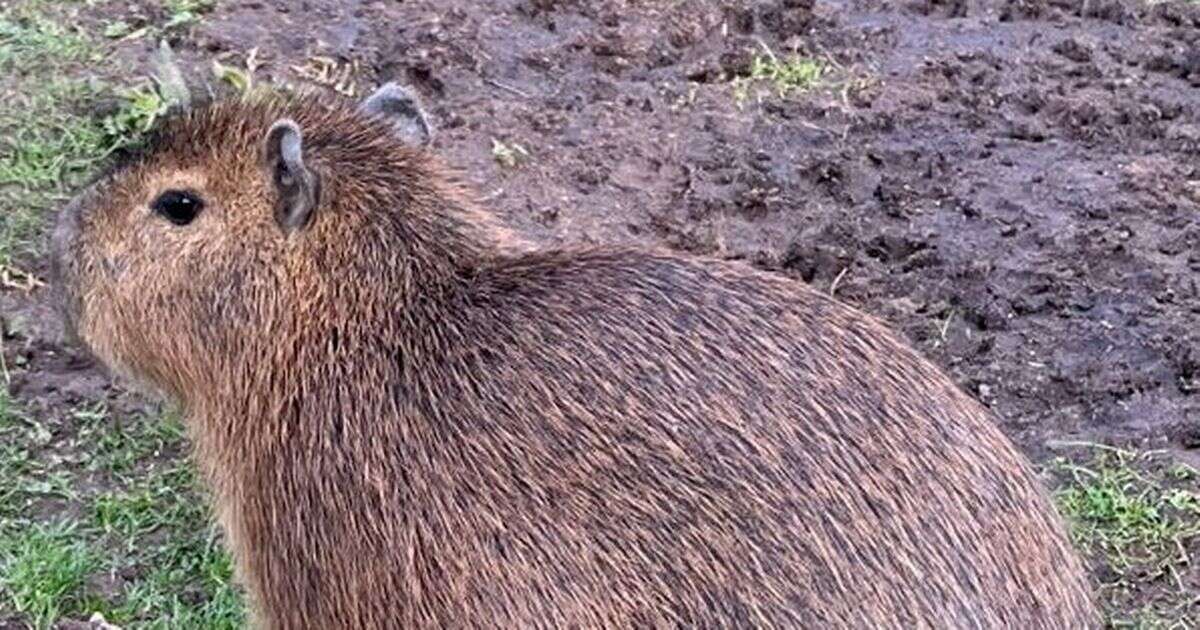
[{"left": 151, "top": 189, "right": 205, "bottom": 226}]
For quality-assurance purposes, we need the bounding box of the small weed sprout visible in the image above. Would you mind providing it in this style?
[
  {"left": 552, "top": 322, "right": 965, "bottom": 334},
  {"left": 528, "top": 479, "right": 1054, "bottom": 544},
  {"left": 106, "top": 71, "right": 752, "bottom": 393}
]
[
  {"left": 733, "top": 46, "right": 826, "bottom": 105},
  {"left": 492, "top": 138, "right": 531, "bottom": 168},
  {"left": 163, "top": 0, "right": 216, "bottom": 30}
]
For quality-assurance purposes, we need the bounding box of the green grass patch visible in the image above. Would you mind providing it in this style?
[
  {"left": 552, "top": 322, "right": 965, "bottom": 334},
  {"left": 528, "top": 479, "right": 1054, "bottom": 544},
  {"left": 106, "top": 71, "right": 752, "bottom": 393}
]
[
  {"left": 91, "top": 461, "right": 245, "bottom": 629},
  {"left": 747, "top": 53, "right": 825, "bottom": 96},
  {"left": 77, "top": 406, "right": 187, "bottom": 475},
  {"left": 162, "top": 0, "right": 216, "bottom": 30},
  {"left": 106, "top": 523, "right": 244, "bottom": 630},
  {"left": 93, "top": 465, "right": 203, "bottom": 542},
  {"left": 1051, "top": 445, "right": 1200, "bottom": 627},
  {"left": 0, "top": 7, "right": 91, "bottom": 69},
  {"left": 1055, "top": 452, "right": 1199, "bottom": 576},
  {"left": 0, "top": 388, "right": 45, "bottom": 519},
  {"left": 733, "top": 47, "right": 826, "bottom": 105},
  {"left": 0, "top": 395, "right": 245, "bottom": 627},
  {"left": 0, "top": 521, "right": 100, "bottom": 630}
]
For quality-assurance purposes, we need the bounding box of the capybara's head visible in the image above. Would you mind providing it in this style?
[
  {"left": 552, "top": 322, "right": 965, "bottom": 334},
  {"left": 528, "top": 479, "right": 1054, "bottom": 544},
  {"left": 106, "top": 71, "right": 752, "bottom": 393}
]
[{"left": 50, "top": 84, "right": 503, "bottom": 401}]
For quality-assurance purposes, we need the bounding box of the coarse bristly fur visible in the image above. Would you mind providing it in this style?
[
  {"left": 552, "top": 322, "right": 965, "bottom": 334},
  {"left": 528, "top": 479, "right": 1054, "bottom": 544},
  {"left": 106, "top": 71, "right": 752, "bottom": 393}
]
[{"left": 50, "top": 87, "right": 1099, "bottom": 629}]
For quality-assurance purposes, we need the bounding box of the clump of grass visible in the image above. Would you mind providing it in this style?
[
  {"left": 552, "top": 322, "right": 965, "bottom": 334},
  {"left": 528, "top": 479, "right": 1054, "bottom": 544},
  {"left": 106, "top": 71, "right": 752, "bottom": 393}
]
[
  {"left": 0, "top": 521, "right": 100, "bottom": 630},
  {"left": 91, "top": 460, "right": 245, "bottom": 629},
  {"left": 0, "top": 8, "right": 91, "bottom": 69},
  {"left": 733, "top": 47, "right": 826, "bottom": 105},
  {"left": 107, "top": 523, "right": 244, "bottom": 629},
  {"left": 163, "top": 0, "right": 216, "bottom": 30},
  {"left": 103, "top": 83, "right": 170, "bottom": 148},
  {"left": 492, "top": 137, "right": 531, "bottom": 168},
  {"left": 0, "top": 397, "right": 245, "bottom": 627},
  {"left": 749, "top": 52, "right": 824, "bottom": 95},
  {"left": 1051, "top": 445, "right": 1200, "bottom": 626},
  {"left": 1054, "top": 451, "right": 1199, "bottom": 575}
]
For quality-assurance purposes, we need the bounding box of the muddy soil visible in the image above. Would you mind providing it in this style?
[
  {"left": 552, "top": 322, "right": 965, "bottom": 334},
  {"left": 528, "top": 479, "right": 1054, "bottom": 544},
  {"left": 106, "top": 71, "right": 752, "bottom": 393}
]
[{"left": 3, "top": 0, "right": 1200, "bottom": 623}]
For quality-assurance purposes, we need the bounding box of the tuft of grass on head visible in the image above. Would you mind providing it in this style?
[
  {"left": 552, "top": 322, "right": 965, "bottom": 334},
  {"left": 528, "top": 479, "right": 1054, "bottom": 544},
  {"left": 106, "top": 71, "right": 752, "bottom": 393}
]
[
  {"left": 0, "top": 520, "right": 100, "bottom": 630},
  {"left": 103, "top": 83, "right": 170, "bottom": 148},
  {"left": 1051, "top": 445, "right": 1200, "bottom": 627}
]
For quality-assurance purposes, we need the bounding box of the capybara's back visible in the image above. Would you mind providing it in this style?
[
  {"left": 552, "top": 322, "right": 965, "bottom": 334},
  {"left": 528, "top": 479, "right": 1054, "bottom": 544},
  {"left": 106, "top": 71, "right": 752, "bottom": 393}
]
[
  {"left": 50, "top": 86, "right": 1098, "bottom": 629},
  {"left": 402, "top": 247, "right": 1095, "bottom": 628}
]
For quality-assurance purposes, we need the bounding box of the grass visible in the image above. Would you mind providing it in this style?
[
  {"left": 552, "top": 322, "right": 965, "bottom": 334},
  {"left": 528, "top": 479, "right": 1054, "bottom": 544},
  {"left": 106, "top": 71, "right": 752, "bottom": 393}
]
[
  {"left": 0, "top": 8, "right": 91, "bottom": 67},
  {"left": 105, "top": 525, "right": 243, "bottom": 629},
  {"left": 89, "top": 461, "right": 243, "bottom": 630},
  {"left": 1051, "top": 445, "right": 1200, "bottom": 628},
  {"left": 733, "top": 47, "right": 826, "bottom": 105},
  {"left": 0, "top": 2, "right": 96, "bottom": 276},
  {"left": 492, "top": 137, "right": 531, "bottom": 168},
  {"left": 0, "top": 389, "right": 245, "bottom": 628},
  {"left": 748, "top": 53, "right": 825, "bottom": 95},
  {"left": 0, "top": 521, "right": 99, "bottom": 630},
  {"left": 162, "top": 0, "right": 216, "bottom": 30},
  {"left": 76, "top": 405, "right": 186, "bottom": 475}
]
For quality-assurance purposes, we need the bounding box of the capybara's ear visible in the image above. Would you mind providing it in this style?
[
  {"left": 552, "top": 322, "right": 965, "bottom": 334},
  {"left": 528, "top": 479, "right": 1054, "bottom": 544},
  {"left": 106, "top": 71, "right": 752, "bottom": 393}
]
[
  {"left": 358, "top": 82, "right": 434, "bottom": 147},
  {"left": 263, "top": 118, "right": 320, "bottom": 232}
]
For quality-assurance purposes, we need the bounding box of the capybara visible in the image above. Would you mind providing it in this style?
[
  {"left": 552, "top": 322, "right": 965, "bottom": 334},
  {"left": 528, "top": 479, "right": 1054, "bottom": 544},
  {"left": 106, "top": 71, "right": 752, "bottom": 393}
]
[{"left": 50, "top": 83, "right": 1098, "bottom": 629}]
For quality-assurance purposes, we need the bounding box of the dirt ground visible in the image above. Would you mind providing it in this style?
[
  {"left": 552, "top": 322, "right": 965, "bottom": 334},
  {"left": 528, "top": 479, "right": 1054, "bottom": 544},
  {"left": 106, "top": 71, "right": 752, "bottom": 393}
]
[{"left": 3, "top": 0, "right": 1200, "bottom": 627}]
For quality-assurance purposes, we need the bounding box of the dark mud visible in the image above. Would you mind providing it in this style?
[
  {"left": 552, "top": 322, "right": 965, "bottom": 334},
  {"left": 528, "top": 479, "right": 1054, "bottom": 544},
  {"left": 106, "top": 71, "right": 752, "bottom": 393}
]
[{"left": 4, "top": 0, "right": 1200, "bottom": 624}]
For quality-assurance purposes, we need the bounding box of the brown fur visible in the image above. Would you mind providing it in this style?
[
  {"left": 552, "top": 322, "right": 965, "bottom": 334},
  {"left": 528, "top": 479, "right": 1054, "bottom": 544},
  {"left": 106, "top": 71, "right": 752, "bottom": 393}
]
[{"left": 51, "top": 90, "right": 1099, "bottom": 629}]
